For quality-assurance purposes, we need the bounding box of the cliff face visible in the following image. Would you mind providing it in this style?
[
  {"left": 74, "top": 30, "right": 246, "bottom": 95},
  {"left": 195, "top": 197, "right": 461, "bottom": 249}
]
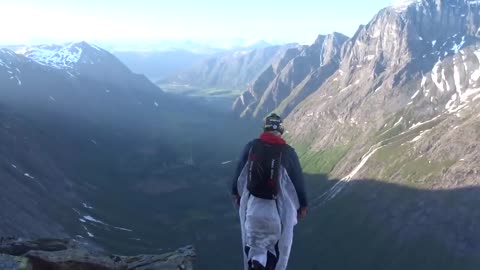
[
  {"left": 286, "top": 0, "right": 480, "bottom": 184},
  {"left": 233, "top": 33, "right": 349, "bottom": 119}
]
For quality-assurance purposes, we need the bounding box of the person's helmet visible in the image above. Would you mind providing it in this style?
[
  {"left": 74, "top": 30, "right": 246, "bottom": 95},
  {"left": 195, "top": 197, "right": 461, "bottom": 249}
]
[{"left": 264, "top": 113, "right": 285, "bottom": 135}]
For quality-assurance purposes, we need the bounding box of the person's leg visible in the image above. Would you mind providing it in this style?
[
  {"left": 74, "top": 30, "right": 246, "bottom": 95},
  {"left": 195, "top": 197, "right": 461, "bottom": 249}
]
[
  {"left": 245, "top": 216, "right": 271, "bottom": 266},
  {"left": 245, "top": 246, "right": 264, "bottom": 269},
  {"left": 265, "top": 242, "right": 280, "bottom": 270},
  {"left": 245, "top": 197, "right": 282, "bottom": 269},
  {"left": 250, "top": 259, "right": 266, "bottom": 270}
]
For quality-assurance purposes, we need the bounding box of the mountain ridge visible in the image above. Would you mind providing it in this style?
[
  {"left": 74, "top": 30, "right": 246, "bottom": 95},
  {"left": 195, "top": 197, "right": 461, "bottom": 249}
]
[{"left": 165, "top": 43, "right": 299, "bottom": 92}]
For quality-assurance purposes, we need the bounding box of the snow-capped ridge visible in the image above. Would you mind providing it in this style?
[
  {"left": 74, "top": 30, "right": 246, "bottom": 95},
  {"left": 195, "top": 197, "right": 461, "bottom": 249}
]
[
  {"left": 389, "top": 0, "right": 421, "bottom": 12},
  {"left": 16, "top": 41, "right": 107, "bottom": 70}
]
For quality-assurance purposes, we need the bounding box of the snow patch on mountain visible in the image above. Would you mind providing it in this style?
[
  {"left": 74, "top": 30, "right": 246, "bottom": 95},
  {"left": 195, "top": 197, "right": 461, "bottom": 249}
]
[
  {"left": 0, "top": 59, "right": 8, "bottom": 69},
  {"left": 80, "top": 214, "right": 134, "bottom": 232},
  {"left": 429, "top": 47, "right": 480, "bottom": 114},
  {"left": 83, "top": 215, "right": 108, "bottom": 225},
  {"left": 24, "top": 173, "right": 35, "bottom": 179},
  {"left": 16, "top": 43, "right": 85, "bottom": 69},
  {"left": 0, "top": 50, "right": 23, "bottom": 85},
  {"left": 393, "top": 117, "right": 403, "bottom": 127},
  {"left": 390, "top": 0, "right": 421, "bottom": 11},
  {"left": 410, "top": 129, "right": 432, "bottom": 143},
  {"left": 82, "top": 203, "right": 94, "bottom": 209},
  {"left": 431, "top": 61, "right": 445, "bottom": 92},
  {"left": 472, "top": 50, "right": 480, "bottom": 81},
  {"left": 453, "top": 62, "right": 463, "bottom": 91},
  {"left": 81, "top": 225, "right": 94, "bottom": 238},
  {"left": 411, "top": 89, "right": 420, "bottom": 99},
  {"left": 409, "top": 116, "right": 441, "bottom": 130},
  {"left": 15, "top": 42, "right": 105, "bottom": 70},
  {"left": 326, "top": 145, "right": 384, "bottom": 201},
  {"left": 452, "top": 36, "right": 466, "bottom": 54}
]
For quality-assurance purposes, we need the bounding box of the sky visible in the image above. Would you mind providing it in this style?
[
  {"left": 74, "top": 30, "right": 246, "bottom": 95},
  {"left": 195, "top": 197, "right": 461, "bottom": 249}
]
[{"left": 0, "top": 0, "right": 394, "bottom": 47}]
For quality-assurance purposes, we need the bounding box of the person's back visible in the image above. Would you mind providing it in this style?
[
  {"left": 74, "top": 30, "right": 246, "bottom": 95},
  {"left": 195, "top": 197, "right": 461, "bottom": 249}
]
[{"left": 232, "top": 113, "right": 307, "bottom": 270}]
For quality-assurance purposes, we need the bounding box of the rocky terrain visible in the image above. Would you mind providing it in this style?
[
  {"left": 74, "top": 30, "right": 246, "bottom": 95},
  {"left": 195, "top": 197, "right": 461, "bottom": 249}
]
[
  {"left": 285, "top": 0, "right": 480, "bottom": 186},
  {"left": 0, "top": 237, "right": 195, "bottom": 270}
]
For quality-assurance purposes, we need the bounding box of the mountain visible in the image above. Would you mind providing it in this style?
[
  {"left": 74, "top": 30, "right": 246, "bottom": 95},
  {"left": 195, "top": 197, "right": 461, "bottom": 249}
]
[
  {"left": 102, "top": 39, "right": 276, "bottom": 84},
  {"left": 269, "top": 0, "right": 480, "bottom": 268},
  {"left": 287, "top": 0, "right": 480, "bottom": 178},
  {"left": 0, "top": 42, "right": 170, "bottom": 137},
  {"left": 0, "top": 41, "right": 258, "bottom": 269},
  {"left": 101, "top": 39, "right": 273, "bottom": 54},
  {"left": 165, "top": 44, "right": 298, "bottom": 93},
  {"left": 0, "top": 42, "right": 169, "bottom": 238},
  {"left": 15, "top": 41, "right": 154, "bottom": 88},
  {"left": 114, "top": 50, "right": 208, "bottom": 81},
  {"left": 232, "top": 32, "right": 349, "bottom": 118}
]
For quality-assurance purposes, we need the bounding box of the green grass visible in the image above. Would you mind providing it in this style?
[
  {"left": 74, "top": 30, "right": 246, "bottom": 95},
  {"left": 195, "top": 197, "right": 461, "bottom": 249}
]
[
  {"left": 370, "top": 133, "right": 454, "bottom": 186},
  {"left": 159, "top": 84, "right": 244, "bottom": 97},
  {"left": 298, "top": 144, "right": 351, "bottom": 175},
  {"left": 376, "top": 124, "right": 404, "bottom": 143},
  {"left": 201, "top": 88, "right": 244, "bottom": 96},
  {"left": 400, "top": 157, "right": 456, "bottom": 184}
]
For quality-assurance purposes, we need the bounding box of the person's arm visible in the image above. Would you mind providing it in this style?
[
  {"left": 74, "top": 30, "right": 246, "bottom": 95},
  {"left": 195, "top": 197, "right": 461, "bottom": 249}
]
[
  {"left": 231, "top": 141, "right": 252, "bottom": 196},
  {"left": 286, "top": 147, "right": 308, "bottom": 208}
]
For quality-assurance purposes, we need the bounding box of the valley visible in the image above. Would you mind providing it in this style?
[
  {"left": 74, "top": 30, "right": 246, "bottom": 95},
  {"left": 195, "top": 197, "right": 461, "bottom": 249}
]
[{"left": 1, "top": 0, "right": 480, "bottom": 269}]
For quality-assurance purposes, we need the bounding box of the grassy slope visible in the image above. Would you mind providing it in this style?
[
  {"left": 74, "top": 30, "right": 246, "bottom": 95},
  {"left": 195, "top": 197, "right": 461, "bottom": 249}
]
[
  {"left": 281, "top": 107, "right": 480, "bottom": 269},
  {"left": 159, "top": 83, "right": 244, "bottom": 98}
]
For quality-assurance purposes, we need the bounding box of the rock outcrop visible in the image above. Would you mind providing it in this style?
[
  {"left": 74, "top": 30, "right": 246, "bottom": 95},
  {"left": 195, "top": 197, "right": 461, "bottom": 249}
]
[{"left": 0, "top": 237, "right": 195, "bottom": 270}]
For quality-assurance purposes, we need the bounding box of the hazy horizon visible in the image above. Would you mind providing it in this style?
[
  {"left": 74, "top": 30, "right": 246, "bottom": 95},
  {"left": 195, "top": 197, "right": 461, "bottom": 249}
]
[{"left": 1, "top": 0, "right": 396, "bottom": 48}]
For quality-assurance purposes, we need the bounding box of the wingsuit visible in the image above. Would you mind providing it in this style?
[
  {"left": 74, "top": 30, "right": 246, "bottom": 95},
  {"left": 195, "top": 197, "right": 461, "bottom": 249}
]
[{"left": 232, "top": 113, "right": 308, "bottom": 270}]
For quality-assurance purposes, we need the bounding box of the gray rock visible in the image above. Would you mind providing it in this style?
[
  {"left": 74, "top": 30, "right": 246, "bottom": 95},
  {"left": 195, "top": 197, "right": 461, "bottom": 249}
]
[{"left": 0, "top": 238, "right": 195, "bottom": 270}]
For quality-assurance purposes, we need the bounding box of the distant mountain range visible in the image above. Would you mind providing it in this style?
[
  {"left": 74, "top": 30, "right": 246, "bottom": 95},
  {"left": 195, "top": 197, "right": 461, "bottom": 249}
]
[
  {"left": 113, "top": 50, "right": 208, "bottom": 82},
  {"left": 105, "top": 39, "right": 275, "bottom": 53},
  {"left": 112, "top": 40, "right": 277, "bottom": 82},
  {"left": 163, "top": 43, "right": 299, "bottom": 93},
  {"left": 1, "top": 39, "right": 278, "bottom": 83}
]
